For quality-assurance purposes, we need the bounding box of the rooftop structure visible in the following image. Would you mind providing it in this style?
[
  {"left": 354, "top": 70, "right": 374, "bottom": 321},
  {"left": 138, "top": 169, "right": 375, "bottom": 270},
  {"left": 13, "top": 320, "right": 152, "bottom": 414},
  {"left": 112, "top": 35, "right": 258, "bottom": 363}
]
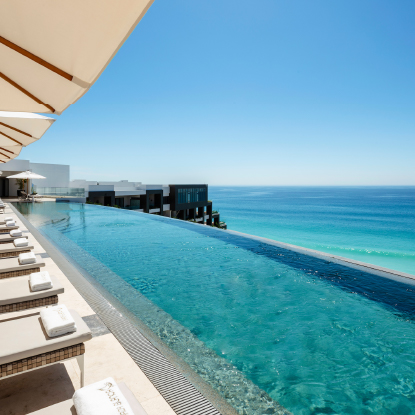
[
  {"left": 0, "top": 159, "right": 70, "bottom": 198},
  {"left": 70, "top": 179, "right": 225, "bottom": 228}
]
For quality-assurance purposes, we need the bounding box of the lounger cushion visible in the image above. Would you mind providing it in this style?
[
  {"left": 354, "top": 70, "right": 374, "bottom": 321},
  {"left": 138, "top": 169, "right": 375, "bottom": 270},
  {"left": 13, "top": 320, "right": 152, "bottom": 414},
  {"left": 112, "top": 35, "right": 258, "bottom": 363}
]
[
  {"left": 0, "top": 309, "right": 92, "bottom": 365},
  {"left": 0, "top": 241, "right": 34, "bottom": 253},
  {"left": 0, "top": 233, "right": 28, "bottom": 242},
  {"left": 27, "top": 399, "right": 75, "bottom": 414},
  {"left": 118, "top": 382, "right": 148, "bottom": 415},
  {"left": 0, "top": 255, "right": 45, "bottom": 273},
  {"left": 0, "top": 275, "right": 64, "bottom": 305},
  {"left": 0, "top": 220, "right": 14, "bottom": 226},
  {"left": 27, "top": 383, "right": 147, "bottom": 415}
]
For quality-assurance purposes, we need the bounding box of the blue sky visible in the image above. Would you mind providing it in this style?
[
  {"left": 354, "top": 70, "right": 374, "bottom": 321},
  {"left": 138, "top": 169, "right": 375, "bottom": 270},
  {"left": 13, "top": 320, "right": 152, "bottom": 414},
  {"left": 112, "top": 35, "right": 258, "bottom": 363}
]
[{"left": 22, "top": 0, "right": 415, "bottom": 185}]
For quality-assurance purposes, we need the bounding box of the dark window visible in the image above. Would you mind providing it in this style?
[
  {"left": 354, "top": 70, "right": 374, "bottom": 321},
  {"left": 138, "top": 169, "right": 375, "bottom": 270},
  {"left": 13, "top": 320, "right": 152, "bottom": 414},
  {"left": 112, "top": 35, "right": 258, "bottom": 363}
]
[
  {"left": 130, "top": 198, "right": 141, "bottom": 209},
  {"left": 114, "top": 198, "right": 124, "bottom": 208},
  {"left": 178, "top": 187, "right": 207, "bottom": 204}
]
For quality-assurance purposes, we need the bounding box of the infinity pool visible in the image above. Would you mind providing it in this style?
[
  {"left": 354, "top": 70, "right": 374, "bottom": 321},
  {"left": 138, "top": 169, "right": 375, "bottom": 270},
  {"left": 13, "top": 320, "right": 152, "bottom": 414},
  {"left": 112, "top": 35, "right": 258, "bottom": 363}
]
[{"left": 16, "top": 202, "right": 415, "bottom": 415}]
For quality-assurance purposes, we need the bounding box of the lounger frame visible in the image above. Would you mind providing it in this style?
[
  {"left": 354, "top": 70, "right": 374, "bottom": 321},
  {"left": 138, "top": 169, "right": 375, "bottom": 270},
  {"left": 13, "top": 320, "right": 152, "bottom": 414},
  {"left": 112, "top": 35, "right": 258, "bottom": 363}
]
[
  {"left": 0, "top": 227, "right": 18, "bottom": 234},
  {"left": 0, "top": 343, "right": 85, "bottom": 387},
  {"left": 0, "top": 295, "right": 58, "bottom": 314},
  {"left": 0, "top": 235, "right": 29, "bottom": 245},
  {"left": 0, "top": 266, "right": 41, "bottom": 280},
  {"left": 0, "top": 248, "right": 32, "bottom": 258}
]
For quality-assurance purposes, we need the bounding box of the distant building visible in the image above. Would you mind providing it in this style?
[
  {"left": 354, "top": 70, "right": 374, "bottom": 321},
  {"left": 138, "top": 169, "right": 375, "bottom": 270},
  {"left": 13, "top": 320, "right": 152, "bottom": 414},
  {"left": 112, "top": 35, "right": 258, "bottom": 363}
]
[
  {"left": 0, "top": 159, "right": 69, "bottom": 197},
  {"left": 70, "top": 180, "right": 224, "bottom": 227},
  {"left": 0, "top": 159, "right": 225, "bottom": 228}
]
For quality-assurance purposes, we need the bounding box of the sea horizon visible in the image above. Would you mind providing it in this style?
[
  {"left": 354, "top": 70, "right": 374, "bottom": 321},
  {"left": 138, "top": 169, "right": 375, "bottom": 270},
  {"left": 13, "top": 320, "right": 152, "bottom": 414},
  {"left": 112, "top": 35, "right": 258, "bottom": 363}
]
[{"left": 209, "top": 186, "right": 415, "bottom": 275}]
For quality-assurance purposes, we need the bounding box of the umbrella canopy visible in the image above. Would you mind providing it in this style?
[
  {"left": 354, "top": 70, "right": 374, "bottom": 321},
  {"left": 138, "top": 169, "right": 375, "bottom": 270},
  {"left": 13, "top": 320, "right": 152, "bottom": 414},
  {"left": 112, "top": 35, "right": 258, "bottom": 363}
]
[
  {"left": 7, "top": 171, "right": 46, "bottom": 179},
  {"left": 0, "top": 111, "right": 55, "bottom": 163},
  {"left": 0, "top": 0, "right": 154, "bottom": 114},
  {"left": 7, "top": 170, "right": 46, "bottom": 198}
]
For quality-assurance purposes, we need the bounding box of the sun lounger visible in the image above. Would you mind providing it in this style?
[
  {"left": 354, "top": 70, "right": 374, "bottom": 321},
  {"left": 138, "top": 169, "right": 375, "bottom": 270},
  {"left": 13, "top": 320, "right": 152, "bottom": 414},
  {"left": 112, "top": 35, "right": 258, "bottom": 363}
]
[
  {"left": 0, "top": 233, "right": 28, "bottom": 244},
  {"left": 0, "top": 241, "right": 33, "bottom": 258},
  {"left": 0, "top": 219, "right": 17, "bottom": 226},
  {"left": 28, "top": 382, "right": 148, "bottom": 415},
  {"left": 0, "top": 224, "right": 19, "bottom": 233},
  {"left": 0, "top": 309, "right": 92, "bottom": 386},
  {"left": 0, "top": 275, "right": 64, "bottom": 313},
  {"left": 0, "top": 255, "right": 45, "bottom": 279}
]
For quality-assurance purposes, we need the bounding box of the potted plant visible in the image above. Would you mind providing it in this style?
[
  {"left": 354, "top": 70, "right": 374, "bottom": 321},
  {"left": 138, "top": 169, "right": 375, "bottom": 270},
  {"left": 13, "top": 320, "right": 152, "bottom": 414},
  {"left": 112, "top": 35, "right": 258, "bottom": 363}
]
[{"left": 16, "top": 179, "right": 27, "bottom": 197}]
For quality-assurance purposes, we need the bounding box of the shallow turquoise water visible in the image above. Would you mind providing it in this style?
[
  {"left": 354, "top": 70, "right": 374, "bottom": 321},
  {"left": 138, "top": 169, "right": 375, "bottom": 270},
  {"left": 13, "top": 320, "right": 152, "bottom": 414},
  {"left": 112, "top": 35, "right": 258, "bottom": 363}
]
[
  {"left": 209, "top": 187, "right": 415, "bottom": 275},
  {"left": 17, "top": 202, "right": 415, "bottom": 415}
]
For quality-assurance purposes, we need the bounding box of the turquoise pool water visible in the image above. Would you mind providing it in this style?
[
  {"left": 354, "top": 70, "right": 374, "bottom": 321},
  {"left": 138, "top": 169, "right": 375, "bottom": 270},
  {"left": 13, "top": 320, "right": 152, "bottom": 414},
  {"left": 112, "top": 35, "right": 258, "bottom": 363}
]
[
  {"left": 16, "top": 202, "right": 415, "bottom": 415},
  {"left": 209, "top": 187, "right": 415, "bottom": 275}
]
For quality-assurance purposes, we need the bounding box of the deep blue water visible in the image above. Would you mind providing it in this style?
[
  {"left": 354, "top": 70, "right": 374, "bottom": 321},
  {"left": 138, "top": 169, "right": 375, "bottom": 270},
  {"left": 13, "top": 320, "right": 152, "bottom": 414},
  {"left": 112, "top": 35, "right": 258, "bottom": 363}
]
[
  {"left": 209, "top": 187, "right": 415, "bottom": 275},
  {"left": 16, "top": 202, "right": 415, "bottom": 415}
]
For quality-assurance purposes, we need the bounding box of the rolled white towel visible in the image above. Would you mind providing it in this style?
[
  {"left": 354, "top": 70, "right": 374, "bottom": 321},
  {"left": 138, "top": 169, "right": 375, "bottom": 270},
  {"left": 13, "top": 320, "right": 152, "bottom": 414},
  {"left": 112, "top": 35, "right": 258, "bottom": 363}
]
[
  {"left": 40, "top": 304, "right": 76, "bottom": 337},
  {"left": 19, "top": 252, "right": 36, "bottom": 264},
  {"left": 10, "top": 229, "right": 22, "bottom": 237},
  {"left": 73, "top": 377, "right": 134, "bottom": 415},
  {"left": 5, "top": 220, "right": 15, "bottom": 227},
  {"left": 30, "top": 271, "right": 53, "bottom": 291},
  {"left": 4, "top": 217, "right": 13, "bottom": 221},
  {"left": 13, "top": 238, "right": 29, "bottom": 247}
]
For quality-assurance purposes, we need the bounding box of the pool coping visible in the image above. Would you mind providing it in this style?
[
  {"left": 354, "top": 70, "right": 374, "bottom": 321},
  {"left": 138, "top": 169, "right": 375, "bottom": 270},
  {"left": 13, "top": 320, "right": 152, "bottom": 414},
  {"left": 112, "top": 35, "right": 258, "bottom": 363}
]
[{"left": 9, "top": 203, "right": 243, "bottom": 415}]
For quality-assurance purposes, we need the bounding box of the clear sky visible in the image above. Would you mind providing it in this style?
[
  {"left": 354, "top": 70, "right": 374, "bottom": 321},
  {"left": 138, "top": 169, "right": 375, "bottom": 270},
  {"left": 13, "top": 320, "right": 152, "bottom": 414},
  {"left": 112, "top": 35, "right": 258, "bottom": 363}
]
[{"left": 21, "top": 0, "right": 415, "bottom": 185}]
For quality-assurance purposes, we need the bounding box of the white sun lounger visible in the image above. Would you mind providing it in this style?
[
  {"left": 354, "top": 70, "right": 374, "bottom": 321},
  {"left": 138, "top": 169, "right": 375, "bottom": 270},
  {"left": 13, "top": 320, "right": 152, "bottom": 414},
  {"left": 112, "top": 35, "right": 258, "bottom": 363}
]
[
  {"left": 0, "top": 255, "right": 45, "bottom": 280},
  {"left": 0, "top": 220, "right": 17, "bottom": 226},
  {"left": 28, "top": 382, "right": 148, "bottom": 415},
  {"left": 0, "top": 233, "right": 28, "bottom": 244},
  {"left": 0, "top": 309, "right": 92, "bottom": 386},
  {"left": 0, "top": 241, "right": 34, "bottom": 258},
  {"left": 0, "top": 275, "right": 64, "bottom": 313},
  {"left": 0, "top": 224, "right": 19, "bottom": 233}
]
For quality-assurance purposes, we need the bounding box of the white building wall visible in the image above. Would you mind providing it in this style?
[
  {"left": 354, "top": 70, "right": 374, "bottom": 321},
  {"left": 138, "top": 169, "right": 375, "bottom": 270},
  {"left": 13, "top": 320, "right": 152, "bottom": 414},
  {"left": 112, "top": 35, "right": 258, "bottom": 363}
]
[
  {"left": 30, "top": 162, "right": 70, "bottom": 189},
  {"left": 0, "top": 159, "right": 70, "bottom": 196},
  {"left": 1, "top": 159, "right": 30, "bottom": 172}
]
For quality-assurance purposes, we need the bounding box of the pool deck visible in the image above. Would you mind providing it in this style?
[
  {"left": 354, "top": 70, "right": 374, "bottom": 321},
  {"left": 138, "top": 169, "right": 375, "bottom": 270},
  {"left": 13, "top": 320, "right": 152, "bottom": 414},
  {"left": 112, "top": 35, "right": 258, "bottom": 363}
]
[{"left": 0, "top": 204, "right": 177, "bottom": 415}]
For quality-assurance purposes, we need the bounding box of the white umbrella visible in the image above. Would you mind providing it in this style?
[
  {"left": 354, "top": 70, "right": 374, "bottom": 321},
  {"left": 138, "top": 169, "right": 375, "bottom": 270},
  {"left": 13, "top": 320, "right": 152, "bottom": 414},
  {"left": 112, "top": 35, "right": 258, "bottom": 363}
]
[
  {"left": 7, "top": 170, "right": 46, "bottom": 198},
  {"left": 0, "top": 111, "right": 55, "bottom": 163},
  {"left": 7, "top": 171, "right": 46, "bottom": 180},
  {"left": 0, "top": 0, "right": 154, "bottom": 114}
]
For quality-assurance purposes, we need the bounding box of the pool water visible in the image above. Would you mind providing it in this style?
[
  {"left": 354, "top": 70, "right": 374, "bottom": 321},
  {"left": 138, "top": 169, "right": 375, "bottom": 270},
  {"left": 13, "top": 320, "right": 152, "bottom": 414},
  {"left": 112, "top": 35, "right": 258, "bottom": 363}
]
[{"left": 16, "top": 202, "right": 415, "bottom": 415}]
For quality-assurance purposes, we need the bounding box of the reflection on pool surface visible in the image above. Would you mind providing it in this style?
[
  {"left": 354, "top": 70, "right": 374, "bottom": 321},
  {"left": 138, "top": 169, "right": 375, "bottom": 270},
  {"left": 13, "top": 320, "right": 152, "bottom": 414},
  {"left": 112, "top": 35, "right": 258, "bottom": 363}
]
[{"left": 16, "top": 202, "right": 415, "bottom": 415}]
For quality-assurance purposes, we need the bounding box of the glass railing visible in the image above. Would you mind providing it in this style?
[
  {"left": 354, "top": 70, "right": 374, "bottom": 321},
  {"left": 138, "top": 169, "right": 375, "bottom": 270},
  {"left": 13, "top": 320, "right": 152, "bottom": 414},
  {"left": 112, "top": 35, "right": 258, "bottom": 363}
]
[{"left": 33, "top": 187, "right": 85, "bottom": 197}]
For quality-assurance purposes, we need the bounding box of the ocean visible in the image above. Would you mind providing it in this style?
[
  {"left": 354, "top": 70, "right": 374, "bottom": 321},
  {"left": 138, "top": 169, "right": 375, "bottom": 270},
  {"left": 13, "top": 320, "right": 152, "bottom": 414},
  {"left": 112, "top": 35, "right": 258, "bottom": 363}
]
[{"left": 208, "top": 186, "right": 415, "bottom": 275}]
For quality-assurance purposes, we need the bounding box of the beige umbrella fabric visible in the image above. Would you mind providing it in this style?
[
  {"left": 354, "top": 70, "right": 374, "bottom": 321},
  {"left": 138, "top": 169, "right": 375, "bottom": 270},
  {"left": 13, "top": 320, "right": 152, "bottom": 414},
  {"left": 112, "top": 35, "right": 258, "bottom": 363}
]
[
  {"left": 0, "top": 111, "right": 55, "bottom": 163},
  {"left": 7, "top": 171, "right": 46, "bottom": 197},
  {"left": 0, "top": 0, "right": 155, "bottom": 114}
]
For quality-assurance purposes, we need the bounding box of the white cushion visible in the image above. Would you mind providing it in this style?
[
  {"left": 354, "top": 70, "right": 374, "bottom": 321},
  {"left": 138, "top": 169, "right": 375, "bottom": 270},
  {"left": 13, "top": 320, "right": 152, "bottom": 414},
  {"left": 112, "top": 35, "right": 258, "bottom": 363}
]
[
  {"left": 19, "top": 252, "right": 36, "bottom": 265},
  {"left": 14, "top": 238, "right": 29, "bottom": 248}
]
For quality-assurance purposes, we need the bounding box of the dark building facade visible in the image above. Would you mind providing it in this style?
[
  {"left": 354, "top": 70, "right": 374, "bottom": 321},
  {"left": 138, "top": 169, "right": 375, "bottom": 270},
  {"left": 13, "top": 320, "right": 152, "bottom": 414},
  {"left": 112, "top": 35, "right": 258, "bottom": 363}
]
[{"left": 87, "top": 183, "right": 225, "bottom": 228}]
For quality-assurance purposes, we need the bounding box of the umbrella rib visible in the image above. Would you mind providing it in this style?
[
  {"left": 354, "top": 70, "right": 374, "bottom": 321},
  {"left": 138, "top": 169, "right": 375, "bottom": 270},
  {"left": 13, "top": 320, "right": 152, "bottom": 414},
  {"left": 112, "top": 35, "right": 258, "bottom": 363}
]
[
  {"left": 0, "top": 122, "right": 32, "bottom": 138},
  {"left": 0, "top": 36, "right": 73, "bottom": 82},
  {"left": 0, "top": 147, "right": 17, "bottom": 155},
  {"left": 0, "top": 72, "right": 55, "bottom": 113},
  {"left": 0, "top": 152, "right": 10, "bottom": 159},
  {"left": 0, "top": 131, "right": 24, "bottom": 146}
]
